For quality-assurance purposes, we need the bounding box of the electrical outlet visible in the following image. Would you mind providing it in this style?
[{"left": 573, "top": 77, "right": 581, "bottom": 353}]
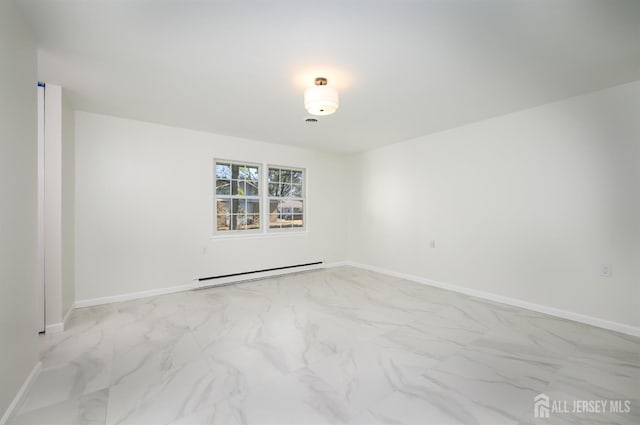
[{"left": 600, "top": 264, "right": 612, "bottom": 278}]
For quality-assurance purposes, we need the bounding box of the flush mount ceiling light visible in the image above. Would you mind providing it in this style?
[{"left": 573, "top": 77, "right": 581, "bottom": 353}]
[{"left": 304, "top": 77, "right": 339, "bottom": 116}]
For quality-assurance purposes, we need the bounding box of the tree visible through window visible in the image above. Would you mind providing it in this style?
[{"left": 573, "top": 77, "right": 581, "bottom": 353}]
[
  {"left": 215, "top": 161, "right": 260, "bottom": 232},
  {"left": 268, "top": 166, "right": 304, "bottom": 229}
]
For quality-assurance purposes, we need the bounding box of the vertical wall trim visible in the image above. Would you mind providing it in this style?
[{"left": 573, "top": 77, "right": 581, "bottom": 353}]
[{"left": 36, "top": 83, "right": 45, "bottom": 333}]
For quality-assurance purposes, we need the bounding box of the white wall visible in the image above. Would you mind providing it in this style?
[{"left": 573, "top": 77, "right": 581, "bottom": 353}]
[
  {"left": 0, "top": 0, "right": 39, "bottom": 419},
  {"left": 74, "top": 112, "right": 349, "bottom": 302},
  {"left": 349, "top": 81, "right": 640, "bottom": 328}
]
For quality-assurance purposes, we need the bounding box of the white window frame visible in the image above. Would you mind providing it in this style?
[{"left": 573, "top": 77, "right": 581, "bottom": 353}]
[
  {"left": 212, "top": 160, "right": 307, "bottom": 238},
  {"left": 214, "top": 159, "right": 262, "bottom": 236},
  {"left": 266, "top": 164, "right": 306, "bottom": 233}
]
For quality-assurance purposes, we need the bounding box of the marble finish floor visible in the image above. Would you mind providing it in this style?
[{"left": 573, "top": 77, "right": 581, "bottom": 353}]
[{"left": 9, "top": 267, "right": 639, "bottom": 425}]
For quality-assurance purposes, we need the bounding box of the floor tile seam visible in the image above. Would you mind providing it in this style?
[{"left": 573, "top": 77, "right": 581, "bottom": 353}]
[
  {"left": 105, "top": 384, "right": 128, "bottom": 425},
  {"left": 96, "top": 388, "right": 110, "bottom": 425}
]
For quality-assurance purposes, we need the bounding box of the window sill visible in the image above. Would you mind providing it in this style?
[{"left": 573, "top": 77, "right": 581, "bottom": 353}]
[{"left": 210, "top": 230, "right": 308, "bottom": 241}]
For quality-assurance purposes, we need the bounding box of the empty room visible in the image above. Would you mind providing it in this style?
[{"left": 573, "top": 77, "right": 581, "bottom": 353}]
[{"left": 1, "top": 1, "right": 639, "bottom": 424}]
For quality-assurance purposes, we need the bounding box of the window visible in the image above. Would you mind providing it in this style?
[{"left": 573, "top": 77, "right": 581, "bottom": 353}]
[
  {"left": 215, "top": 161, "right": 261, "bottom": 232},
  {"left": 268, "top": 166, "right": 305, "bottom": 230},
  {"left": 214, "top": 160, "right": 305, "bottom": 235}
]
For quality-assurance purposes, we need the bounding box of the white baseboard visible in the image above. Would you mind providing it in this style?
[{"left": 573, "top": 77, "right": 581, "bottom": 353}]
[
  {"left": 45, "top": 322, "right": 64, "bottom": 334},
  {"left": 74, "top": 282, "right": 196, "bottom": 308},
  {"left": 0, "top": 362, "right": 42, "bottom": 425},
  {"left": 44, "top": 305, "right": 74, "bottom": 334},
  {"left": 348, "top": 261, "right": 640, "bottom": 337},
  {"left": 323, "top": 261, "right": 349, "bottom": 268}
]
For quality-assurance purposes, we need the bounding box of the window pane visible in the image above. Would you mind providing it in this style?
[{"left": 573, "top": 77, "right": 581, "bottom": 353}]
[
  {"left": 269, "top": 221, "right": 284, "bottom": 229},
  {"left": 232, "top": 199, "right": 246, "bottom": 213},
  {"left": 269, "top": 200, "right": 279, "bottom": 228},
  {"left": 216, "top": 214, "right": 230, "bottom": 231},
  {"left": 238, "top": 165, "right": 250, "bottom": 179},
  {"left": 247, "top": 199, "right": 260, "bottom": 214},
  {"left": 216, "top": 163, "right": 231, "bottom": 179},
  {"left": 293, "top": 200, "right": 303, "bottom": 227},
  {"left": 292, "top": 200, "right": 303, "bottom": 214},
  {"left": 231, "top": 214, "right": 247, "bottom": 230},
  {"left": 269, "top": 199, "right": 304, "bottom": 229},
  {"left": 247, "top": 166, "right": 259, "bottom": 181},
  {"left": 231, "top": 164, "right": 241, "bottom": 179},
  {"left": 267, "top": 183, "right": 276, "bottom": 196},
  {"left": 279, "top": 183, "right": 292, "bottom": 197},
  {"left": 232, "top": 180, "right": 246, "bottom": 195},
  {"left": 279, "top": 169, "right": 292, "bottom": 184},
  {"left": 247, "top": 214, "right": 260, "bottom": 229},
  {"left": 246, "top": 180, "right": 259, "bottom": 196},
  {"left": 291, "top": 184, "right": 302, "bottom": 198},
  {"left": 292, "top": 170, "right": 302, "bottom": 184},
  {"left": 216, "top": 179, "right": 230, "bottom": 195},
  {"left": 268, "top": 168, "right": 279, "bottom": 183},
  {"left": 216, "top": 199, "right": 231, "bottom": 215},
  {"left": 238, "top": 215, "right": 247, "bottom": 226}
]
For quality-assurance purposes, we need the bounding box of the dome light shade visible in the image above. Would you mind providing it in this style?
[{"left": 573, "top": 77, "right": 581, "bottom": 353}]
[{"left": 304, "top": 77, "right": 339, "bottom": 116}]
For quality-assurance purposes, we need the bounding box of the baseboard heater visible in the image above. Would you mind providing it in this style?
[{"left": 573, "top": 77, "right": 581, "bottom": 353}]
[{"left": 197, "top": 261, "right": 323, "bottom": 282}]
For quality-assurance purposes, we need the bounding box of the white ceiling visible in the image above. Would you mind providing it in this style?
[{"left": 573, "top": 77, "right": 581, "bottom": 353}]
[{"left": 18, "top": 0, "right": 640, "bottom": 153}]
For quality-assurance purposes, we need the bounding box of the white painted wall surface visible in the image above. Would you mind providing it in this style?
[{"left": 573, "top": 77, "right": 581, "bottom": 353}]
[
  {"left": 349, "top": 81, "right": 640, "bottom": 327},
  {"left": 74, "top": 112, "right": 349, "bottom": 301},
  {"left": 0, "top": 0, "right": 39, "bottom": 418}
]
